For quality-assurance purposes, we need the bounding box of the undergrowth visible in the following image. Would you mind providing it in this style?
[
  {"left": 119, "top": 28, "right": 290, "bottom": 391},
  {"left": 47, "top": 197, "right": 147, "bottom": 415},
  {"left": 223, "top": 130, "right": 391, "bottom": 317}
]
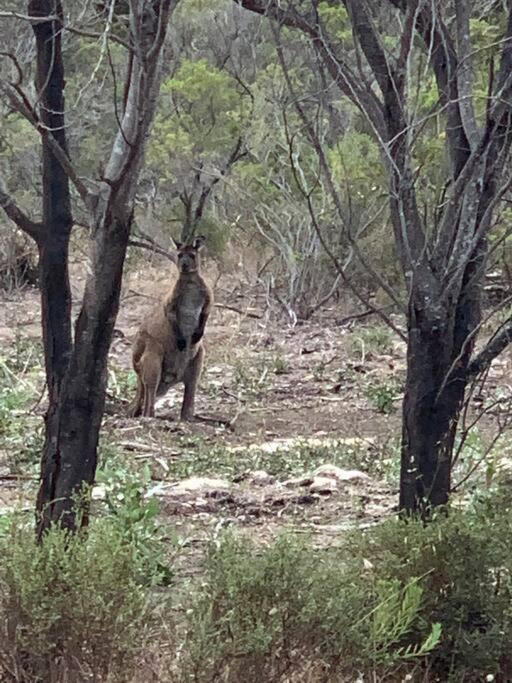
[
  {"left": 0, "top": 338, "right": 44, "bottom": 472},
  {"left": 179, "top": 489, "right": 512, "bottom": 682},
  {"left": 1, "top": 488, "right": 512, "bottom": 681},
  {"left": 0, "top": 517, "right": 162, "bottom": 682}
]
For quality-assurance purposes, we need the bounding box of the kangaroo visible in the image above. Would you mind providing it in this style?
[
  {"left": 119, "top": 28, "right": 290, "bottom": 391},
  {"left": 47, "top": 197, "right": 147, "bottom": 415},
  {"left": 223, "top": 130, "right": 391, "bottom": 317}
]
[{"left": 129, "top": 236, "right": 213, "bottom": 420}]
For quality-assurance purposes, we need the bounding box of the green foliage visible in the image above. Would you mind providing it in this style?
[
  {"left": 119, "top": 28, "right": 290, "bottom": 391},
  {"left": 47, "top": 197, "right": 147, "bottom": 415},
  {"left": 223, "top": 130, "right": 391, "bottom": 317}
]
[
  {"left": 366, "top": 381, "right": 400, "bottom": 414},
  {"left": 178, "top": 495, "right": 512, "bottom": 681},
  {"left": 96, "top": 451, "right": 173, "bottom": 586},
  {"left": 328, "top": 132, "right": 383, "bottom": 200},
  {"left": 351, "top": 325, "right": 394, "bottom": 357},
  {"left": 149, "top": 58, "right": 247, "bottom": 173},
  {"left": 271, "top": 353, "right": 289, "bottom": 375},
  {"left": 317, "top": 2, "right": 351, "bottom": 43},
  {"left": 0, "top": 337, "right": 44, "bottom": 471},
  {"left": 180, "top": 532, "right": 439, "bottom": 681},
  {"left": 0, "top": 516, "right": 159, "bottom": 682},
  {"left": 346, "top": 492, "right": 512, "bottom": 680},
  {"left": 107, "top": 363, "right": 137, "bottom": 403},
  {"left": 144, "top": 433, "right": 396, "bottom": 482}
]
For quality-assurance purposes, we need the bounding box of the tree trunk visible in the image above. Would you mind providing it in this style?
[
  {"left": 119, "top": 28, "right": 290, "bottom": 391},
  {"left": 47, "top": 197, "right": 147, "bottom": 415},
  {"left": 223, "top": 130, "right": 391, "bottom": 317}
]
[
  {"left": 36, "top": 211, "right": 131, "bottom": 535},
  {"left": 29, "top": 0, "right": 75, "bottom": 534},
  {"left": 400, "top": 286, "right": 480, "bottom": 515},
  {"left": 34, "top": 0, "right": 176, "bottom": 536},
  {"left": 30, "top": 0, "right": 73, "bottom": 401}
]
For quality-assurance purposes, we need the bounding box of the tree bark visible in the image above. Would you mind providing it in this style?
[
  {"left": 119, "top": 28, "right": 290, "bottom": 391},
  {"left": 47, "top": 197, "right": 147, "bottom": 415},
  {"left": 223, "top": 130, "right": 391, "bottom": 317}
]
[
  {"left": 34, "top": 0, "right": 176, "bottom": 536},
  {"left": 30, "top": 0, "right": 73, "bottom": 405},
  {"left": 400, "top": 312, "right": 466, "bottom": 513},
  {"left": 28, "top": 0, "right": 75, "bottom": 533},
  {"left": 36, "top": 212, "right": 131, "bottom": 533}
]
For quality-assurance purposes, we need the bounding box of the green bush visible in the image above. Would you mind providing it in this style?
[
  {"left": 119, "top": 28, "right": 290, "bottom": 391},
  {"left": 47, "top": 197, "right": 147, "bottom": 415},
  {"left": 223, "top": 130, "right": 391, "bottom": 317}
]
[
  {"left": 178, "top": 490, "right": 512, "bottom": 681},
  {"left": 366, "top": 381, "right": 400, "bottom": 414},
  {"left": 343, "top": 492, "right": 512, "bottom": 681},
  {"left": 0, "top": 516, "right": 164, "bottom": 682},
  {"left": 180, "top": 533, "right": 439, "bottom": 682}
]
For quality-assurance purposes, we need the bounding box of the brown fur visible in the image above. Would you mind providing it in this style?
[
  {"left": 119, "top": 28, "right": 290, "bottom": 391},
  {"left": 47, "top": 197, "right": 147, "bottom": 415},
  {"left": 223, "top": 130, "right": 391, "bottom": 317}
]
[{"left": 129, "top": 237, "right": 213, "bottom": 420}]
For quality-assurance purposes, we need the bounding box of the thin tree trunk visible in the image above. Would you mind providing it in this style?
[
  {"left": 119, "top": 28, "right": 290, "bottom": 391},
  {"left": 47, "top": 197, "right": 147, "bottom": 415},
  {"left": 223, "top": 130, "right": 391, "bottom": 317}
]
[
  {"left": 30, "top": 0, "right": 73, "bottom": 402},
  {"left": 29, "top": 0, "right": 74, "bottom": 533},
  {"left": 37, "top": 212, "right": 131, "bottom": 534}
]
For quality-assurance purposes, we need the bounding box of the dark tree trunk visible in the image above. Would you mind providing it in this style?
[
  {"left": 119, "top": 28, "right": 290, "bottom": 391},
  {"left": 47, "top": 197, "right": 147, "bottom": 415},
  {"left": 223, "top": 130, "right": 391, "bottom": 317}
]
[
  {"left": 28, "top": 0, "right": 74, "bottom": 532},
  {"left": 400, "top": 314, "right": 461, "bottom": 513},
  {"left": 400, "top": 273, "right": 481, "bottom": 515},
  {"left": 36, "top": 212, "right": 131, "bottom": 535},
  {"left": 30, "top": 0, "right": 73, "bottom": 401}
]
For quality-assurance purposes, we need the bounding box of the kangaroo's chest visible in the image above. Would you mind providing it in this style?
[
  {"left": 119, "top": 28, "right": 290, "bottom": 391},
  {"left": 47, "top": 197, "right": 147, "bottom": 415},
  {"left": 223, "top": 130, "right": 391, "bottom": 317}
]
[{"left": 177, "top": 285, "right": 204, "bottom": 337}]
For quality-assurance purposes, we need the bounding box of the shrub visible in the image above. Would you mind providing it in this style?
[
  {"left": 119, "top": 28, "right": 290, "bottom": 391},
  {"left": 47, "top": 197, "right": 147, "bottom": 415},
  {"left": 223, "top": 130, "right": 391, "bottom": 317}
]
[
  {"left": 0, "top": 515, "right": 165, "bottom": 682},
  {"left": 179, "top": 533, "right": 439, "bottom": 682},
  {"left": 344, "top": 490, "right": 512, "bottom": 681},
  {"left": 366, "top": 381, "right": 400, "bottom": 414},
  {"left": 178, "top": 490, "right": 512, "bottom": 681}
]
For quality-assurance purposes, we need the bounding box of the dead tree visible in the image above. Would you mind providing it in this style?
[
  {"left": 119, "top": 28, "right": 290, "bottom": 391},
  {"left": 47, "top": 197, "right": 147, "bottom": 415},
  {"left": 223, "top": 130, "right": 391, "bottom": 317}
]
[
  {"left": 236, "top": 0, "right": 512, "bottom": 515},
  {"left": 178, "top": 137, "right": 248, "bottom": 242},
  {"left": 0, "top": 0, "right": 178, "bottom": 535}
]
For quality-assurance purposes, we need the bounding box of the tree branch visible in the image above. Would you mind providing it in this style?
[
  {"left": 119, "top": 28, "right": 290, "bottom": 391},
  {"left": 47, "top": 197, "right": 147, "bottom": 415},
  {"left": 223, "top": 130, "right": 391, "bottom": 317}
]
[
  {"left": 235, "top": 0, "right": 387, "bottom": 138},
  {"left": 0, "top": 81, "right": 92, "bottom": 207},
  {"left": 467, "top": 319, "right": 512, "bottom": 379},
  {"left": 0, "top": 178, "right": 43, "bottom": 244},
  {"left": 0, "top": 10, "right": 58, "bottom": 22},
  {"left": 386, "top": 0, "right": 472, "bottom": 177},
  {"left": 128, "top": 238, "right": 177, "bottom": 263}
]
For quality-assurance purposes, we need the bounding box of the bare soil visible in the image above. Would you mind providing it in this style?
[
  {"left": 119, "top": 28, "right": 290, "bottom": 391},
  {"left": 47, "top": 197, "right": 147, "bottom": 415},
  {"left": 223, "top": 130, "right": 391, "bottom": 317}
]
[{"left": 1, "top": 253, "right": 511, "bottom": 551}]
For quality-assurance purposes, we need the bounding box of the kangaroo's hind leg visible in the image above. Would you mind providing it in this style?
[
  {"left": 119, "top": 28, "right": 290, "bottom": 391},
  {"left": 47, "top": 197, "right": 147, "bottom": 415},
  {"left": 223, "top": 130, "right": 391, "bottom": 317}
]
[
  {"left": 141, "top": 352, "right": 162, "bottom": 418},
  {"left": 181, "top": 346, "right": 204, "bottom": 421}
]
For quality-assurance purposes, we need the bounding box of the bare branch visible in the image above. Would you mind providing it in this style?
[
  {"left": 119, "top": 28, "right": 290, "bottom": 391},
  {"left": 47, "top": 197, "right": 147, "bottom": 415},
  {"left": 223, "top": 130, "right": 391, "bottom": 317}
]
[
  {"left": 0, "top": 82, "right": 92, "bottom": 207},
  {"left": 387, "top": 0, "right": 472, "bottom": 177},
  {"left": 0, "top": 178, "right": 43, "bottom": 244},
  {"left": 235, "top": 0, "right": 387, "bottom": 138},
  {"left": 0, "top": 10, "right": 58, "bottom": 22},
  {"left": 467, "top": 319, "right": 512, "bottom": 379},
  {"left": 128, "top": 238, "right": 177, "bottom": 263},
  {"left": 63, "top": 24, "right": 131, "bottom": 52}
]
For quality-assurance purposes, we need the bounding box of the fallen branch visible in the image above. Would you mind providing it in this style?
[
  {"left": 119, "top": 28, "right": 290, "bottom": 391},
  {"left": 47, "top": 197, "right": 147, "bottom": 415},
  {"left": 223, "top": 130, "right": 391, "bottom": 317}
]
[{"left": 214, "top": 302, "right": 263, "bottom": 319}]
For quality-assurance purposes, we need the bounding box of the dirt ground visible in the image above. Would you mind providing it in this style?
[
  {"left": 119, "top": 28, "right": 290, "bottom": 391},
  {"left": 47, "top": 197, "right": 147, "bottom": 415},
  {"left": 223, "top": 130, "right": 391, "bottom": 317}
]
[{"left": 1, "top": 251, "right": 511, "bottom": 552}]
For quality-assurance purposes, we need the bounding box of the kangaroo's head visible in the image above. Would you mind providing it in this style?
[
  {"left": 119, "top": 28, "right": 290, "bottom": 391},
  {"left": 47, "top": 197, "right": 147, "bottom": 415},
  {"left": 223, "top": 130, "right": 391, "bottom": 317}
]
[{"left": 174, "top": 236, "right": 206, "bottom": 274}]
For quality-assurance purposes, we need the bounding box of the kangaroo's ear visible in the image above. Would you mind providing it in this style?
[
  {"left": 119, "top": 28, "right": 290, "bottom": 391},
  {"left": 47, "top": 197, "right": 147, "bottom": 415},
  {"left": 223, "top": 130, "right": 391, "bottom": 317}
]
[{"left": 192, "top": 235, "right": 206, "bottom": 251}]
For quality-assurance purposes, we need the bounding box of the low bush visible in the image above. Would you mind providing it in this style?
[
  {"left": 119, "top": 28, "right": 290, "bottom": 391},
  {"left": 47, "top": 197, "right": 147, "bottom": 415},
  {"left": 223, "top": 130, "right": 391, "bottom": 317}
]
[
  {"left": 179, "top": 490, "right": 512, "bottom": 682},
  {"left": 0, "top": 509, "right": 169, "bottom": 682},
  {"left": 180, "top": 533, "right": 439, "bottom": 682},
  {"left": 2, "top": 482, "right": 511, "bottom": 681},
  {"left": 346, "top": 490, "right": 512, "bottom": 681}
]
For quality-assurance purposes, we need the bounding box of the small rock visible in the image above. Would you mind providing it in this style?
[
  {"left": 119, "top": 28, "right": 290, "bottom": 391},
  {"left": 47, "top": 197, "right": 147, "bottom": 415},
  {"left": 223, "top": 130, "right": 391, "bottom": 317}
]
[
  {"left": 312, "top": 465, "right": 370, "bottom": 482},
  {"left": 309, "top": 476, "right": 337, "bottom": 494},
  {"left": 249, "top": 470, "right": 275, "bottom": 485},
  {"left": 92, "top": 485, "right": 106, "bottom": 500},
  {"left": 282, "top": 476, "right": 314, "bottom": 488}
]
